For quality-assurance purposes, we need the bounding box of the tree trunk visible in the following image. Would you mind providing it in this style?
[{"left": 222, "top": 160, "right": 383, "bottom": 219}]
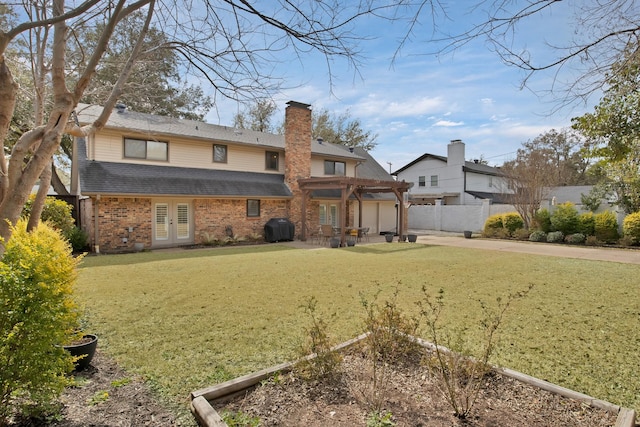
[
  {"left": 27, "top": 162, "right": 53, "bottom": 232},
  {"left": 0, "top": 57, "right": 19, "bottom": 204}
]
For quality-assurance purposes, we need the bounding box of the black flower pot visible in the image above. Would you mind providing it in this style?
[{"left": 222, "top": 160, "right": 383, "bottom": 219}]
[
  {"left": 64, "top": 334, "right": 98, "bottom": 371},
  {"left": 385, "top": 233, "right": 394, "bottom": 243},
  {"left": 408, "top": 234, "right": 418, "bottom": 243},
  {"left": 464, "top": 230, "right": 472, "bottom": 239},
  {"left": 330, "top": 238, "right": 340, "bottom": 248}
]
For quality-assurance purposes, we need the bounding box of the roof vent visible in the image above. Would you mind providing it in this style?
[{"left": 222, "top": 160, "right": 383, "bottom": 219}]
[
  {"left": 317, "top": 138, "right": 323, "bottom": 144},
  {"left": 474, "top": 159, "right": 479, "bottom": 164},
  {"left": 115, "top": 103, "right": 126, "bottom": 113},
  {"left": 349, "top": 147, "right": 354, "bottom": 153}
]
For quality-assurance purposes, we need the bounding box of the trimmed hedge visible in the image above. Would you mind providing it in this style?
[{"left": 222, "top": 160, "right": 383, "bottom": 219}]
[
  {"left": 622, "top": 211, "right": 640, "bottom": 245},
  {"left": 594, "top": 211, "right": 619, "bottom": 243}
]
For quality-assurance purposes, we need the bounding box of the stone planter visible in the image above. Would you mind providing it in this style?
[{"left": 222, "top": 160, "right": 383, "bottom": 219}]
[
  {"left": 346, "top": 239, "right": 356, "bottom": 247},
  {"left": 407, "top": 234, "right": 418, "bottom": 243},
  {"left": 329, "top": 238, "right": 340, "bottom": 248},
  {"left": 464, "top": 230, "right": 473, "bottom": 239},
  {"left": 64, "top": 334, "right": 98, "bottom": 371},
  {"left": 384, "top": 233, "right": 394, "bottom": 243}
]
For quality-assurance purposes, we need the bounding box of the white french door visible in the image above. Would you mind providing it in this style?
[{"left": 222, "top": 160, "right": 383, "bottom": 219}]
[{"left": 153, "top": 200, "right": 193, "bottom": 247}]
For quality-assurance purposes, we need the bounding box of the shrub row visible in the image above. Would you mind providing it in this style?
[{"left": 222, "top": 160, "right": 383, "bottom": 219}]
[{"left": 483, "top": 203, "right": 640, "bottom": 246}]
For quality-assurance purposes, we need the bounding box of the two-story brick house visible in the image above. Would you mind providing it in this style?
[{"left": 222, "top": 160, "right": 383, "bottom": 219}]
[
  {"left": 71, "top": 101, "right": 408, "bottom": 252},
  {"left": 393, "top": 139, "right": 511, "bottom": 206}
]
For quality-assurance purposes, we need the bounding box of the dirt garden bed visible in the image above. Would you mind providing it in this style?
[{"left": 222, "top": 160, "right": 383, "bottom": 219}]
[{"left": 191, "top": 336, "right": 636, "bottom": 427}]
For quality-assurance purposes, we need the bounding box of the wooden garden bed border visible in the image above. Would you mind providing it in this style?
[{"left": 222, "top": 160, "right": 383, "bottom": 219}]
[{"left": 189, "top": 333, "right": 636, "bottom": 427}]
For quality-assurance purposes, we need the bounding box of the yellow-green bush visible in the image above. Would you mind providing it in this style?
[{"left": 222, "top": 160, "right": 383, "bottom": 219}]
[
  {"left": 483, "top": 214, "right": 503, "bottom": 232},
  {"left": 483, "top": 212, "right": 523, "bottom": 237},
  {"left": 550, "top": 202, "right": 579, "bottom": 235},
  {"left": 577, "top": 212, "right": 595, "bottom": 236},
  {"left": 0, "top": 220, "right": 82, "bottom": 422},
  {"left": 622, "top": 212, "right": 640, "bottom": 245},
  {"left": 594, "top": 211, "right": 619, "bottom": 243}
]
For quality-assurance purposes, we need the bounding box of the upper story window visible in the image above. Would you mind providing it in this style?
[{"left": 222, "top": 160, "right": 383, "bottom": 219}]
[
  {"left": 488, "top": 177, "right": 493, "bottom": 188},
  {"left": 265, "top": 151, "right": 279, "bottom": 170},
  {"left": 213, "top": 144, "right": 227, "bottom": 163},
  {"left": 430, "top": 175, "right": 438, "bottom": 187},
  {"left": 124, "top": 138, "right": 168, "bottom": 161},
  {"left": 324, "top": 160, "right": 345, "bottom": 176},
  {"left": 418, "top": 176, "right": 426, "bottom": 187}
]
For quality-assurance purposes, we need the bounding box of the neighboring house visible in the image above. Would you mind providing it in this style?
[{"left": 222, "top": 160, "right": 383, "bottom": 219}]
[
  {"left": 392, "top": 139, "right": 511, "bottom": 205},
  {"left": 71, "top": 101, "right": 408, "bottom": 252}
]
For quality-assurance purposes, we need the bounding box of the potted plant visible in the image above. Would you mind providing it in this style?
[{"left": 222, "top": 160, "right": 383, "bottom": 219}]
[
  {"left": 329, "top": 237, "right": 340, "bottom": 248},
  {"left": 385, "top": 233, "right": 394, "bottom": 243},
  {"left": 464, "top": 230, "right": 473, "bottom": 239},
  {"left": 64, "top": 334, "right": 98, "bottom": 371},
  {"left": 408, "top": 234, "right": 418, "bottom": 243}
]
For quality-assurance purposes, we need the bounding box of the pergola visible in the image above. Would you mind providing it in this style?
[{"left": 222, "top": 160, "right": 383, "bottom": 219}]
[{"left": 298, "top": 177, "right": 411, "bottom": 246}]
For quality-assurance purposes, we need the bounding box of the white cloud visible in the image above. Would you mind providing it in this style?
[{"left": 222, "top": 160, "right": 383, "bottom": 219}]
[{"left": 433, "top": 120, "right": 464, "bottom": 127}]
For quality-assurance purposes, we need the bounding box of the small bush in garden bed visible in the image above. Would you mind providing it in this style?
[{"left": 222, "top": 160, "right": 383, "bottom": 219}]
[
  {"left": 528, "top": 231, "right": 547, "bottom": 242},
  {"left": 622, "top": 211, "right": 640, "bottom": 245},
  {"left": 483, "top": 214, "right": 504, "bottom": 233},
  {"left": 585, "top": 235, "right": 599, "bottom": 246},
  {"left": 550, "top": 203, "right": 579, "bottom": 235},
  {"left": 512, "top": 228, "right": 530, "bottom": 240},
  {"left": 546, "top": 231, "right": 564, "bottom": 243},
  {"left": 565, "top": 233, "right": 586, "bottom": 244},
  {"left": 594, "top": 211, "right": 619, "bottom": 243}
]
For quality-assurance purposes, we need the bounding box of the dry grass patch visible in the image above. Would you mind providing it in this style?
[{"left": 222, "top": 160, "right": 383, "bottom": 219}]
[{"left": 76, "top": 243, "right": 640, "bottom": 422}]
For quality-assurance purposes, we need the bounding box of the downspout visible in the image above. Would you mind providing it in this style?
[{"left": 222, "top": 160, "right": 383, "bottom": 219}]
[{"left": 93, "top": 195, "right": 100, "bottom": 254}]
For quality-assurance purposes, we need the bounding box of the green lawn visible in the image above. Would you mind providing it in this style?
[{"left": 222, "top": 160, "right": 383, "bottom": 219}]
[{"left": 76, "top": 243, "right": 640, "bottom": 420}]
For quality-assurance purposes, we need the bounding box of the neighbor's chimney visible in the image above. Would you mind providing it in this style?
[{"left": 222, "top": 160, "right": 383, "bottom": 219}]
[{"left": 447, "top": 139, "right": 465, "bottom": 166}]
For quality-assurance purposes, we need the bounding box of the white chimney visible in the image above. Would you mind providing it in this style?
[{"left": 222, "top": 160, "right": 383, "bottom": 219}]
[{"left": 447, "top": 139, "right": 465, "bottom": 166}]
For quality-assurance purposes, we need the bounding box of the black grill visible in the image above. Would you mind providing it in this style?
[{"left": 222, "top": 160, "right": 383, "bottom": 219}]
[{"left": 264, "top": 218, "right": 295, "bottom": 242}]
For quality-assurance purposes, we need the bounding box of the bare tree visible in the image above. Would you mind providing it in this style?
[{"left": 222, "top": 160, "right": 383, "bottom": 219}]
[
  {"left": 500, "top": 143, "right": 559, "bottom": 229},
  {"left": 407, "top": 0, "right": 640, "bottom": 107},
  {"left": 0, "top": 0, "right": 406, "bottom": 255}
]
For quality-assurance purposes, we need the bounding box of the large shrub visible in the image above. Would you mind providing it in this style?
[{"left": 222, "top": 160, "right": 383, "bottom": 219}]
[
  {"left": 502, "top": 212, "right": 524, "bottom": 235},
  {"left": 533, "top": 209, "right": 551, "bottom": 232},
  {"left": 622, "top": 212, "right": 640, "bottom": 245},
  {"left": 23, "top": 196, "right": 75, "bottom": 236},
  {"left": 594, "top": 211, "right": 619, "bottom": 243},
  {"left": 0, "top": 220, "right": 81, "bottom": 422},
  {"left": 22, "top": 196, "right": 88, "bottom": 252},
  {"left": 482, "top": 214, "right": 503, "bottom": 236},
  {"left": 577, "top": 212, "right": 596, "bottom": 236},
  {"left": 550, "top": 203, "right": 579, "bottom": 235}
]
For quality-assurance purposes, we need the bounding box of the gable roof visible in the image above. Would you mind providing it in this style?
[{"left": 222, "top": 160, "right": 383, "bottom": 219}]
[
  {"left": 392, "top": 153, "right": 503, "bottom": 176},
  {"left": 75, "top": 103, "right": 363, "bottom": 161}
]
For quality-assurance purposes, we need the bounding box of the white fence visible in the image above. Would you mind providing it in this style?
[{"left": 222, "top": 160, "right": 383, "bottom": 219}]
[{"left": 408, "top": 199, "right": 626, "bottom": 233}]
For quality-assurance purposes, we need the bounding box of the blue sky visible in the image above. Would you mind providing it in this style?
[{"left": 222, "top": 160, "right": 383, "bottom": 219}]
[{"left": 204, "top": 1, "right": 597, "bottom": 172}]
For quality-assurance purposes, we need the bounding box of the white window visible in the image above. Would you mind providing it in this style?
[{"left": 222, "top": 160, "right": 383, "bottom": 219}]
[
  {"left": 155, "top": 203, "right": 169, "bottom": 240},
  {"left": 176, "top": 203, "right": 190, "bottom": 239},
  {"left": 324, "top": 160, "right": 346, "bottom": 175},
  {"left": 430, "top": 175, "right": 438, "bottom": 187},
  {"left": 213, "top": 145, "right": 227, "bottom": 163},
  {"left": 247, "top": 199, "right": 260, "bottom": 217},
  {"left": 418, "top": 176, "right": 426, "bottom": 187},
  {"left": 124, "top": 138, "right": 168, "bottom": 161},
  {"left": 265, "top": 151, "right": 279, "bottom": 170}
]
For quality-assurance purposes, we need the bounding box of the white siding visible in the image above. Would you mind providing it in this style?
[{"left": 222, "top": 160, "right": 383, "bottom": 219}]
[{"left": 91, "top": 130, "right": 283, "bottom": 173}]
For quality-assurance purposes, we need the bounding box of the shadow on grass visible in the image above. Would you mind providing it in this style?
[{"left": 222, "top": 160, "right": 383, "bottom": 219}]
[
  {"left": 346, "top": 243, "right": 439, "bottom": 255},
  {"left": 79, "top": 244, "right": 295, "bottom": 268}
]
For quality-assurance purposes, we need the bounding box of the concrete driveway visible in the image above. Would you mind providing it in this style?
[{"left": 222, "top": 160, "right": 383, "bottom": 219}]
[{"left": 415, "top": 232, "right": 640, "bottom": 265}]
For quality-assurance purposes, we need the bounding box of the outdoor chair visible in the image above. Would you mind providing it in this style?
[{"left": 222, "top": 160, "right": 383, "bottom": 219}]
[
  {"left": 306, "top": 224, "right": 322, "bottom": 244},
  {"left": 360, "top": 227, "right": 370, "bottom": 242},
  {"left": 320, "top": 224, "right": 336, "bottom": 245}
]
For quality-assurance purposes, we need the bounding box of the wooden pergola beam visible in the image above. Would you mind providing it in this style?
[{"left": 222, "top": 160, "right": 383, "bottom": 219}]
[{"left": 297, "top": 177, "right": 410, "bottom": 245}]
